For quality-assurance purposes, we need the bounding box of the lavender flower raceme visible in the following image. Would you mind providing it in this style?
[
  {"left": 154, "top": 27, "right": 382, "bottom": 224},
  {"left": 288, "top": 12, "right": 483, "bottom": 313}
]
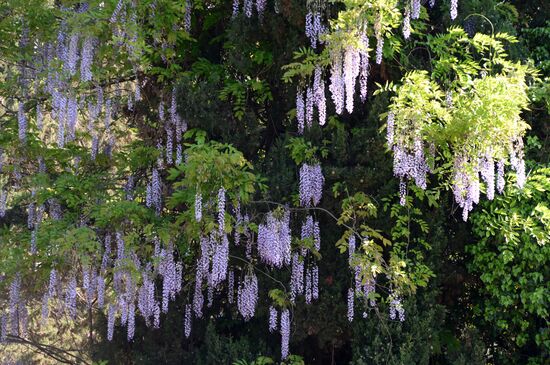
[
  {"left": 195, "top": 192, "right": 202, "bottom": 222},
  {"left": 496, "top": 159, "right": 505, "bottom": 193},
  {"left": 9, "top": 276, "right": 21, "bottom": 335},
  {"left": 359, "top": 32, "right": 370, "bottom": 102},
  {"left": 403, "top": 9, "right": 411, "bottom": 39},
  {"left": 269, "top": 306, "right": 278, "bottom": 332},
  {"left": 80, "top": 37, "right": 95, "bottom": 82},
  {"left": 184, "top": 0, "right": 192, "bottom": 32},
  {"left": 389, "top": 294, "right": 405, "bottom": 322},
  {"left": 290, "top": 253, "right": 304, "bottom": 303},
  {"left": 237, "top": 270, "right": 258, "bottom": 321},
  {"left": 256, "top": 0, "right": 266, "bottom": 19},
  {"left": 329, "top": 51, "right": 345, "bottom": 114},
  {"left": 107, "top": 304, "right": 116, "bottom": 341},
  {"left": 66, "top": 33, "right": 79, "bottom": 76},
  {"left": 217, "top": 187, "right": 226, "bottom": 233},
  {"left": 347, "top": 287, "right": 354, "bottom": 322},
  {"left": 228, "top": 269, "right": 235, "bottom": 304},
  {"left": 411, "top": 0, "right": 421, "bottom": 19},
  {"left": 257, "top": 210, "right": 291, "bottom": 267},
  {"left": 280, "top": 309, "right": 290, "bottom": 359},
  {"left": 18, "top": 103, "right": 27, "bottom": 143},
  {"left": 296, "top": 88, "right": 305, "bottom": 134},
  {"left": 343, "top": 46, "right": 360, "bottom": 113},
  {"left": 299, "top": 163, "right": 324, "bottom": 207},
  {"left": 305, "top": 86, "right": 314, "bottom": 128},
  {"left": 127, "top": 302, "right": 135, "bottom": 341},
  {"left": 450, "top": 0, "right": 458, "bottom": 20},
  {"left": 232, "top": 0, "right": 239, "bottom": 18},
  {"left": 313, "top": 66, "right": 327, "bottom": 126},
  {"left": 65, "top": 276, "right": 77, "bottom": 319},
  {"left": 184, "top": 304, "right": 192, "bottom": 338},
  {"left": 244, "top": 0, "right": 253, "bottom": 17}
]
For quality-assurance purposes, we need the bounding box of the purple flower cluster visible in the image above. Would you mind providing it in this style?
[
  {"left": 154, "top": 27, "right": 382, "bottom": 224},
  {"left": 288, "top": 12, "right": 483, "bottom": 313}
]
[
  {"left": 65, "top": 276, "right": 77, "bottom": 319},
  {"left": 296, "top": 88, "right": 305, "bottom": 134},
  {"left": 450, "top": 0, "right": 458, "bottom": 20},
  {"left": 257, "top": 209, "right": 291, "bottom": 267},
  {"left": 18, "top": 103, "right": 27, "bottom": 143},
  {"left": 184, "top": 0, "right": 192, "bottom": 32},
  {"left": 280, "top": 309, "right": 290, "bottom": 359},
  {"left": 195, "top": 192, "right": 202, "bottom": 222},
  {"left": 237, "top": 271, "right": 258, "bottom": 321},
  {"left": 389, "top": 294, "right": 405, "bottom": 322},
  {"left": 305, "top": 12, "right": 325, "bottom": 49},
  {"left": 347, "top": 287, "right": 354, "bottom": 322},
  {"left": 299, "top": 163, "right": 324, "bottom": 207},
  {"left": 329, "top": 51, "right": 345, "bottom": 114},
  {"left": 403, "top": 9, "right": 411, "bottom": 39},
  {"left": 217, "top": 187, "right": 226, "bottom": 233},
  {"left": 269, "top": 306, "right": 278, "bottom": 332},
  {"left": 80, "top": 37, "right": 95, "bottom": 82},
  {"left": 411, "top": 0, "right": 421, "bottom": 19},
  {"left": 359, "top": 32, "right": 370, "bottom": 102},
  {"left": 391, "top": 134, "right": 429, "bottom": 205},
  {"left": 343, "top": 46, "right": 360, "bottom": 114},
  {"left": 290, "top": 253, "right": 304, "bottom": 303},
  {"left": 107, "top": 304, "right": 116, "bottom": 341},
  {"left": 184, "top": 304, "right": 192, "bottom": 338}
]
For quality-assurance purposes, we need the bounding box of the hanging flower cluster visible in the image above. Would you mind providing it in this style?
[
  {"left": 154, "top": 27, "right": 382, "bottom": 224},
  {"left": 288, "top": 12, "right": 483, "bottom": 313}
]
[
  {"left": 257, "top": 209, "right": 291, "bottom": 267},
  {"left": 299, "top": 162, "right": 324, "bottom": 207},
  {"left": 237, "top": 270, "right": 258, "bottom": 321},
  {"left": 386, "top": 64, "right": 530, "bottom": 220}
]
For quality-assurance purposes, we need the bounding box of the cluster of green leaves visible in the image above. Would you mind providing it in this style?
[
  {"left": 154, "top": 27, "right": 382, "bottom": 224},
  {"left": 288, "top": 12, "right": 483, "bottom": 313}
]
[{"left": 469, "top": 167, "right": 549, "bottom": 360}]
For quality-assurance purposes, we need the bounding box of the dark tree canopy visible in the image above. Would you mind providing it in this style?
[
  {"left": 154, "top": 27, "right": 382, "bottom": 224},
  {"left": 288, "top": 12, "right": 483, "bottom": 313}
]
[{"left": 0, "top": 0, "right": 548, "bottom": 364}]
